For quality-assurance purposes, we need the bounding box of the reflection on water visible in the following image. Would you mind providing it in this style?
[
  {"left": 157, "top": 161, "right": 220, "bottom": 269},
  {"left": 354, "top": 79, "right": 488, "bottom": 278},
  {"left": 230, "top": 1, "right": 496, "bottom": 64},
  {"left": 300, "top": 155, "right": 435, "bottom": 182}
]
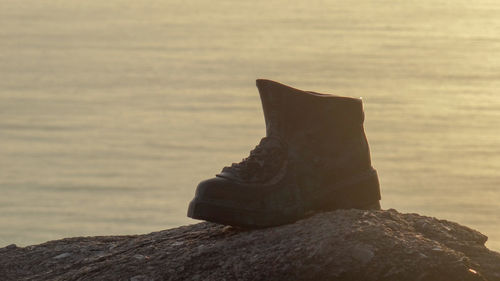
[{"left": 0, "top": 0, "right": 499, "bottom": 250}]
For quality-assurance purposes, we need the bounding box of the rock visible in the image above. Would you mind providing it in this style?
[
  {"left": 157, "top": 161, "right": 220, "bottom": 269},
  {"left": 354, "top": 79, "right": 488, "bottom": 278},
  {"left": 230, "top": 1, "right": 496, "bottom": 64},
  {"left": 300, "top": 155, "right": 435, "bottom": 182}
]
[
  {"left": 130, "top": 275, "right": 149, "bottom": 281},
  {"left": 53, "top": 252, "right": 72, "bottom": 259},
  {"left": 0, "top": 209, "right": 499, "bottom": 281},
  {"left": 351, "top": 244, "right": 374, "bottom": 264}
]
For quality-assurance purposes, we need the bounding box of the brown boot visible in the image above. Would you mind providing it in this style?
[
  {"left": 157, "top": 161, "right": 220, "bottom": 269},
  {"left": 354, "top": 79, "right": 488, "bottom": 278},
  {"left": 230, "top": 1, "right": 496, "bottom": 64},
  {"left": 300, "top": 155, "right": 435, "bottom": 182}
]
[{"left": 187, "top": 79, "right": 381, "bottom": 227}]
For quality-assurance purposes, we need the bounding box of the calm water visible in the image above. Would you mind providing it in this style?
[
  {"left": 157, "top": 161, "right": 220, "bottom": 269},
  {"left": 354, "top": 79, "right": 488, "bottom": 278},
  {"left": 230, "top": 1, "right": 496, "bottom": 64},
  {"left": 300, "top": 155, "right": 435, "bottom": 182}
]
[{"left": 1, "top": 0, "right": 499, "bottom": 251}]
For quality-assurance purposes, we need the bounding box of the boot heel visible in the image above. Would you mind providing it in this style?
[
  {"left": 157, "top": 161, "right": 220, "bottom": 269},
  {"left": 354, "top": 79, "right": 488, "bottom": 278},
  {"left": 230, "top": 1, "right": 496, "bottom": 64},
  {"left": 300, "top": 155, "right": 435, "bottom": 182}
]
[
  {"left": 339, "top": 168, "right": 381, "bottom": 210},
  {"left": 359, "top": 201, "right": 381, "bottom": 210},
  {"left": 317, "top": 168, "right": 381, "bottom": 212}
]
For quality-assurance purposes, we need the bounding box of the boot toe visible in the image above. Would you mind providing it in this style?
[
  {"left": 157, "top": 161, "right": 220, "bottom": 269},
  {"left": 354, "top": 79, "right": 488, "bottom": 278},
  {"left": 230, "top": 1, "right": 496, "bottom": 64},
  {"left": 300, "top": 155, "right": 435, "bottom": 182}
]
[
  {"left": 195, "top": 177, "right": 271, "bottom": 204},
  {"left": 194, "top": 177, "right": 240, "bottom": 201},
  {"left": 188, "top": 177, "right": 257, "bottom": 225}
]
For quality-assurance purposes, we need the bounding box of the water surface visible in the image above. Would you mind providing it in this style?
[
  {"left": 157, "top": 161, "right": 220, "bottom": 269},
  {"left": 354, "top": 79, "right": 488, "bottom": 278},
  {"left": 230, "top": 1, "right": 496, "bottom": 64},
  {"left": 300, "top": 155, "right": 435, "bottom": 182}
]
[{"left": 1, "top": 0, "right": 499, "bottom": 250}]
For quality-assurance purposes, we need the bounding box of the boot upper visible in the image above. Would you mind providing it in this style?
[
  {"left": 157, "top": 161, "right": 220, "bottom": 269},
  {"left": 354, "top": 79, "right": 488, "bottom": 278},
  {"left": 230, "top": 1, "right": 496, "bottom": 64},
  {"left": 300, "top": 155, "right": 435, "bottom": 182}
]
[{"left": 219, "top": 79, "right": 373, "bottom": 188}]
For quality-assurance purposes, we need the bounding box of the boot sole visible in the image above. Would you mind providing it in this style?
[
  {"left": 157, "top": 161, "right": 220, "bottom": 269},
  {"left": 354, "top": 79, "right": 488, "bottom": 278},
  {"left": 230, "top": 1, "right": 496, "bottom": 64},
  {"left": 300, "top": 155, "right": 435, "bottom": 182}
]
[{"left": 187, "top": 168, "right": 381, "bottom": 228}]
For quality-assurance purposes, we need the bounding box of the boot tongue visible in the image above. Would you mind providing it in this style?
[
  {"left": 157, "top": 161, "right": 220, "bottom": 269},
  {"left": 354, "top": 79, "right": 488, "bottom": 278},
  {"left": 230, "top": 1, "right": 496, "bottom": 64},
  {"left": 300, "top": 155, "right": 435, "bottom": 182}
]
[
  {"left": 216, "top": 80, "right": 295, "bottom": 183},
  {"left": 256, "top": 79, "right": 288, "bottom": 138}
]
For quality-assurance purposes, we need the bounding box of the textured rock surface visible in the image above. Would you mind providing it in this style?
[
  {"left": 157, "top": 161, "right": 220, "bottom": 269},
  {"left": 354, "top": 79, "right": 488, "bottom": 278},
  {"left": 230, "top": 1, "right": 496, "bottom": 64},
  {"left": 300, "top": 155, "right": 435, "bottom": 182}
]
[{"left": 1, "top": 209, "right": 499, "bottom": 281}]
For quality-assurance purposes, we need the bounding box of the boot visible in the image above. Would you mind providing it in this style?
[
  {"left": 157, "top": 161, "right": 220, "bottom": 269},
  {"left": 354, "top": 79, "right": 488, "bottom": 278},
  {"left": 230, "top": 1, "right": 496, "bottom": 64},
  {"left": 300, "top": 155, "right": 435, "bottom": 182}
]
[{"left": 187, "top": 79, "right": 381, "bottom": 227}]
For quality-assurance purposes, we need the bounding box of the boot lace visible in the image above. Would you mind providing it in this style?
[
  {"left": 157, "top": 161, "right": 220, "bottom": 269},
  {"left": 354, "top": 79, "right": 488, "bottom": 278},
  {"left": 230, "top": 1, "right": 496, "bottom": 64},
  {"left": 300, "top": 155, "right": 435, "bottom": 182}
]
[{"left": 222, "top": 136, "right": 285, "bottom": 181}]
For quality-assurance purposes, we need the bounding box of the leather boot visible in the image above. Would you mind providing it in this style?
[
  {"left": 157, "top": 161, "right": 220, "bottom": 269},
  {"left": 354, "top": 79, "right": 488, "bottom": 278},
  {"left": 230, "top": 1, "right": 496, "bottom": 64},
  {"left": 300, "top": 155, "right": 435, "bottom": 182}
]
[{"left": 187, "top": 79, "right": 381, "bottom": 227}]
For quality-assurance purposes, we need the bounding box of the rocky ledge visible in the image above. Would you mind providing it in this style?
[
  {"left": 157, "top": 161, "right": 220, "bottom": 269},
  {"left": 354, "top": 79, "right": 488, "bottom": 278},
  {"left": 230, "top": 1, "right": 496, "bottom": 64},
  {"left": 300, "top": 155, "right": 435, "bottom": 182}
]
[{"left": 1, "top": 209, "right": 499, "bottom": 281}]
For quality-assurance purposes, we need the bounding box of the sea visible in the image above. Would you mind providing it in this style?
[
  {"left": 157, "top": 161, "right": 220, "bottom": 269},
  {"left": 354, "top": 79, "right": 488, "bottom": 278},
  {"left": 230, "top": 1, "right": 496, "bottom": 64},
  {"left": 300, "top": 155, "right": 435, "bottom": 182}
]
[{"left": 1, "top": 0, "right": 499, "bottom": 251}]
